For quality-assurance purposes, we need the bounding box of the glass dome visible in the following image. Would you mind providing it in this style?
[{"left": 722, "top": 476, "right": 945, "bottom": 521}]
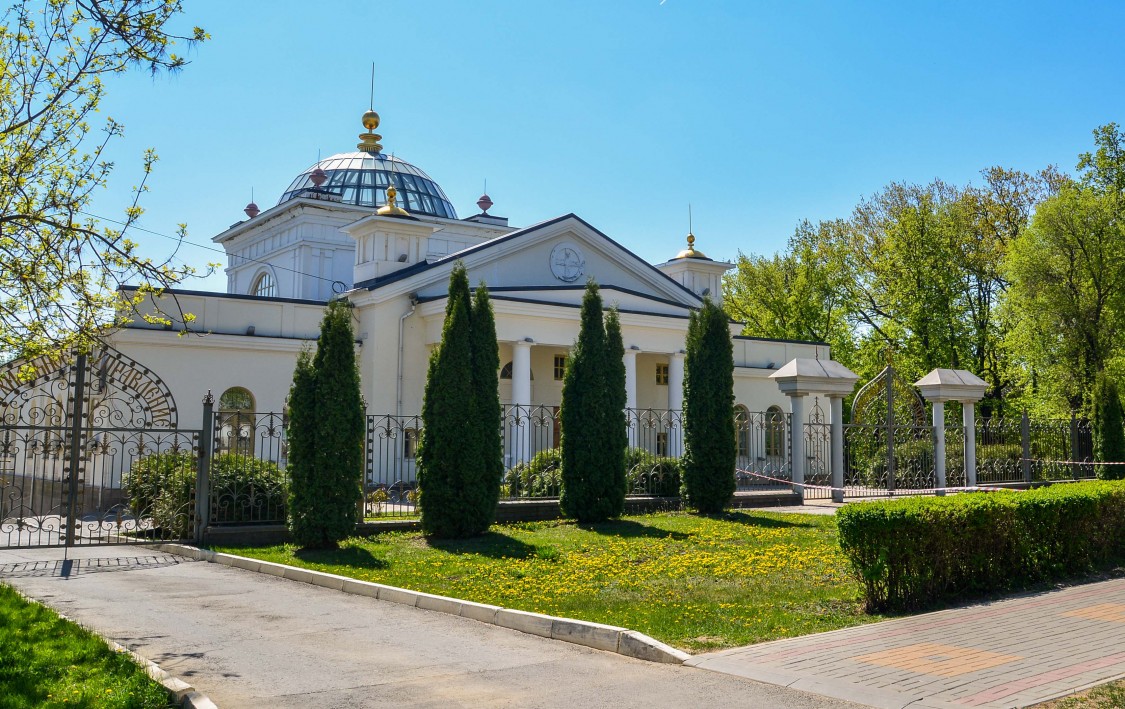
[{"left": 279, "top": 152, "right": 458, "bottom": 219}]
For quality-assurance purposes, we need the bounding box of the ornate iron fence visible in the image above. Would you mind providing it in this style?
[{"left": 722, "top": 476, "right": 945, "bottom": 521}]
[
  {"left": 209, "top": 411, "right": 288, "bottom": 526},
  {"left": 975, "top": 413, "right": 1094, "bottom": 484}
]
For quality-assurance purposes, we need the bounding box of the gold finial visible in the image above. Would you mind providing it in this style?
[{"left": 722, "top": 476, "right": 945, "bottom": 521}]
[
  {"left": 675, "top": 230, "right": 709, "bottom": 260},
  {"left": 687, "top": 232, "right": 696, "bottom": 250},
  {"left": 377, "top": 182, "right": 409, "bottom": 216},
  {"left": 358, "top": 109, "right": 383, "bottom": 153}
]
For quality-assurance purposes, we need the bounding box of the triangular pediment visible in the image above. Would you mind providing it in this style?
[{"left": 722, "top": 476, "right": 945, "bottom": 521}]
[{"left": 365, "top": 214, "right": 702, "bottom": 315}]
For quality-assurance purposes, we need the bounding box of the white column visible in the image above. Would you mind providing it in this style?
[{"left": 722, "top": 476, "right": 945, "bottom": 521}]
[
  {"left": 511, "top": 340, "right": 532, "bottom": 407},
  {"left": 624, "top": 349, "right": 638, "bottom": 410},
  {"left": 933, "top": 401, "right": 947, "bottom": 496},
  {"left": 788, "top": 394, "right": 806, "bottom": 503},
  {"left": 963, "top": 401, "right": 977, "bottom": 488},
  {"left": 668, "top": 352, "right": 685, "bottom": 457},
  {"left": 829, "top": 395, "right": 844, "bottom": 504},
  {"left": 624, "top": 348, "right": 638, "bottom": 449}
]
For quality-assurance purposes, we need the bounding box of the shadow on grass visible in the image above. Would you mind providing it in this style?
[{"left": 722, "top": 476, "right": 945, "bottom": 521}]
[
  {"left": 427, "top": 531, "right": 539, "bottom": 560},
  {"left": 578, "top": 519, "right": 690, "bottom": 541},
  {"left": 294, "top": 546, "right": 388, "bottom": 569},
  {"left": 722, "top": 511, "right": 817, "bottom": 529}
]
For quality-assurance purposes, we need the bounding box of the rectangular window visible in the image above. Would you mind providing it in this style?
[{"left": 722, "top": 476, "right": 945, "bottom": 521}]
[
  {"left": 554, "top": 355, "right": 568, "bottom": 381},
  {"left": 403, "top": 428, "right": 419, "bottom": 459},
  {"left": 656, "top": 432, "right": 668, "bottom": 457},
  {"left": 656, "top": 363, "right": 669, "bottom": 385}
]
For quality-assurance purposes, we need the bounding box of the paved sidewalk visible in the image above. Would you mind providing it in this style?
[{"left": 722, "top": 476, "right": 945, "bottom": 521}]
[
  {"left": 0, "top": 545, "right": 859, "bottom": 709},
  {"left": 688, "top": 577, "right": 1125, "bottom": 709}
]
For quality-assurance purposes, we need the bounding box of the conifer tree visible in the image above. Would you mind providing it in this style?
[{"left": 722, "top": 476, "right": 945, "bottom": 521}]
[
  {"left": 286, "top": 299, "right": 365, "bottom": 548},
  {"left": 468, "top": 283, "right": 503, "bottom": 531},
  {"left": 417, "top": 264, "right": 480, "bottom": 537},
  {"left": 1094, "top": 375, "right": 1125, "bottom": 479},
  {"left": 682, "top": 297, "right": 737, "bottom": 513},
  {"left": 560, "top": 281, "right": 626, "bottom": 522},
  {"left": 604, "top": 308, "right": 628, "bottom": 510}
]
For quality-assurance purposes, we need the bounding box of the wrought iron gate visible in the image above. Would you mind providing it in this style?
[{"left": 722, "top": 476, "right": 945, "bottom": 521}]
[{"left": 0, "top": 347, "right": 201, "bottom": 549}]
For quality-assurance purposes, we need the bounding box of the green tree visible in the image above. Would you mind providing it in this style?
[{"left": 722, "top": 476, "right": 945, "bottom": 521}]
[
  {"left": 287, "top": 300, "right": 365, "bottom": 548},
  {"left": 560, "top": 281, "right": 626, "bottom": 522},
  {"left": 681, "top": 297, "right": 736, "bottom": 513},
  {"left": 417, "top": 267, "right": 504, "bottom": 538},
  {"left": 1093, "top": 375, "right": 1125, "bottom": 476},
  {"left": 0, "top": 0, "right": 208, "bottom": 360},
  {"left": 468, "top": 282, "right": 503, "bottom": 532},
  {"left": 603, "top": 308, "right": 628, "bottom": 511}
]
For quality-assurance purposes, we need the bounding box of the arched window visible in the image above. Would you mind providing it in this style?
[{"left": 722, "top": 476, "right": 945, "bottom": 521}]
[
  {"left": 499, "top": 362, "right": 533, "bottom": 380},
  {"left": 734, "top": 405, "right": 751, "bottom": 459},
  {"left": 765, "top": 405, "right": 785, "bottom": 458},
  {"left": 218, "top": 387, "right": 256, "bottom": 455},
  {"left": 251, "top": 272, "right": 277, "bottom": 297}
]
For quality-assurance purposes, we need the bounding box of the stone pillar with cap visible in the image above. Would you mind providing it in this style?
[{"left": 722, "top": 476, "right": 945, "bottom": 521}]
[
  {"left": 915, "top": 369, "right": 989, "bottom": 492},
  {"left": 770, "top": 358, "right": 859, "bottom": 503}
]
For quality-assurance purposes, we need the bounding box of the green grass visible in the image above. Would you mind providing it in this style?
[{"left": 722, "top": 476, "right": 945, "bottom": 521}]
[
  {"left": 1038, "top": 679, "right": 1125, "bottom": 707},
  {"left": 217, "top": 510, "right": 880, "bottom": 652},
  {"left": 0, "top": 584, "right": 172, "bottom": 709}
]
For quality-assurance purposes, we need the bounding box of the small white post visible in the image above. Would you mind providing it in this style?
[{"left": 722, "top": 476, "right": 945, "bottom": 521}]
[
  {"left": 788, "top": 393, "right": 806, "bottom": 502},
  {"left": 933, "top": 401, "right": 947, "bottom": 496},
  {"left": 829, "top": 395, "right": 844, "bottom": 503}
]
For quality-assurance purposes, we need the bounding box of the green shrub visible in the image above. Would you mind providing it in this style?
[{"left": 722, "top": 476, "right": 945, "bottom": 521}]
[
  {"left": 505, "top": 448, "right": 563, "bottom": 498},
  {"left": 1094, "top": 376, "right": 1125, "bottom": 478},
  {"left": 837, "top": 480, "right": 1125, "bottom": 612},
  {"left": 124, "top": 452, "right": 286, "bottom": 539},
  {"left": 625, "top": 448, "right": 682, "bottom": 497}
]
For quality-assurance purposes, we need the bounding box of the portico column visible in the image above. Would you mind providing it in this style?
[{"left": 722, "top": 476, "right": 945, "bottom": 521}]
[
  {"left": 668, "top": 352, "right": 685, "bottom": 457},
  {"left": 624, "top": 347, "right": 638, "bottom": 448},
  {"left": 787, "top": 393, "right": 806, "bottom": 502},
  {"left": 963, "top": 401, "right": 977, "bottom": 488},
  {"left": 511, "top": 340, "right": 532, "bottom": 408},
  {"left": 510, "top": 339, "right": 533, "bottom": 467},
  {"left": 932, "top": 401, "right": 947, "bottom": 496},
  {"left": 829, "top": 394, "right": 845, "bottom": 503}
]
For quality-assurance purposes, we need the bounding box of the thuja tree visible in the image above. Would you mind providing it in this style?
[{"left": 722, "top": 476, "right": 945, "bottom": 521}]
[
  {"left": 1094, "top": 375, "right": 1125, "bottom": 478},
  {"left": 286, "top": 299, "right": 365, "bottom": 548},
  {"left": 682, "top": 297, "right": 737, "bottom": 513},
  {"left": 560, "top": 281, "right": 626, "bottom": 522},
  {"left": 417, "top": 264, "right": 501, "bottom": 537},
  {"left": 604, "top": 308, "right": 628, "bottom": 508}
]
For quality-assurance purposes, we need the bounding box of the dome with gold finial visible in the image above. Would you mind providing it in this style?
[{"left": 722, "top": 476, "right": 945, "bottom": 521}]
[
  {"left": 674, "top": 232, "right": 711, "bottom": 260},
  {"left": 277, "top": 109, "right": 458, "bottom": 219}
]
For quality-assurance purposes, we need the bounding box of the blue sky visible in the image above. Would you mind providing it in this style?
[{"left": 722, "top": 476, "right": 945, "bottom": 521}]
[{"left": 90, "top": 0, "right": 1125, "bottom": 292}]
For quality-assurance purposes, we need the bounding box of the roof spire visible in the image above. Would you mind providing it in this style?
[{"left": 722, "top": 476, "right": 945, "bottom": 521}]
[
  {"left": 358, "top": 64, "right": 383, "bottom": 154},
  {"left": 674, "top": 203, "right": 710, "bottom": 260}
]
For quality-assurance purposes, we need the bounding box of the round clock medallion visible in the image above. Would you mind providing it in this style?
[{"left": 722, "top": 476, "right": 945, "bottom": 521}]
[{"left": 549, "top": 243, "right": 585, "bottom": 282}]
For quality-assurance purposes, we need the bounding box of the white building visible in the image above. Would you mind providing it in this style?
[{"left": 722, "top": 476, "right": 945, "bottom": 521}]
[{"left": 112, "top": 105, "right": 830, "bottom": 482}]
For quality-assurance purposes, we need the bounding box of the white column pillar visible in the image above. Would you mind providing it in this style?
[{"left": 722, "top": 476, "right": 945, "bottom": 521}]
[
  {"left": 788, "top": 394, "right": 806, "bottom": 502},
  {"left": 963, "top": 401, "right": 977, "bottom": 488},
  {"left": 829, "top": 395, "right": 844, "bottom": 504},
  {"left": 933, "top": 401, "right": 947, "bottom": 495},
  {"left": 511, "top": 340, "right": 532, "bottom": 407},
  {"left": 624, "top": 348, "right": 638, "bottom": 449},
  {"left": 668, "top": 352, "right": 685, "bottom": 457}
]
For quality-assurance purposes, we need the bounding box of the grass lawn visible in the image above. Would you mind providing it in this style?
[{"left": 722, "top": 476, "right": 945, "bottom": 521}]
[
  {"left": 217, "top": 510, "right": 880, "bottom": 652},
  {"left": 0, "top": 583, "right": 171, "bottom": 709},
  {"left": 1036, "top": 679, "right": 1125, "bottom": 708}
]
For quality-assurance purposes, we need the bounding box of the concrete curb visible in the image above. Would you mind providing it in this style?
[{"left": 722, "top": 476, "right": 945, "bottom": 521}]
[
  {"left": 155, "top": 543, "right": 690, "bottom": 665},
  {"left": 1, "top": 582, "right": 219, "bottom": 708}
]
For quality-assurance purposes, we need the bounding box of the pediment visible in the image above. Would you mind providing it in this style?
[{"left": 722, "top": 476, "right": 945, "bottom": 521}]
[{"left": 375, "top": 214, "right": 702, "bottom": 314}]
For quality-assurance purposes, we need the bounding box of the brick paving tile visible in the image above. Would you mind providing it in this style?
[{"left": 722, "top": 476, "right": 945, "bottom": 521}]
[{"left": 691, "top": 577, "right": 1125, "bottom": 708}]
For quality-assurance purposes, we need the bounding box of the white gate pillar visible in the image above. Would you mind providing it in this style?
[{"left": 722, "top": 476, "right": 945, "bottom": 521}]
[
  {"left": 771, "top": 358, "right": 859, "bottom": 504},
  {"left": 916, "top": 369, "right": 988, "bottom": 494}
]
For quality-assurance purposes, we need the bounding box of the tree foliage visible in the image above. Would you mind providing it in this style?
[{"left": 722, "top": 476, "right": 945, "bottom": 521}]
[
  {"left": 0, "top": 0, "right": 208, "bottom": 360},
  {"left": 681, "top": 297, "right": 736, "bottom": 513},
  {"left": 560, "top": 281, "right": 626, "bottom": 523},
  {"left": 286, "top": 299, "right": 365, "bottom": 549},
  {"left": 1093, "top": 375, "right": 1125, "bottom": 475},
  {"left": 417, "top": 264, "right": 501, "bottom": 538}
]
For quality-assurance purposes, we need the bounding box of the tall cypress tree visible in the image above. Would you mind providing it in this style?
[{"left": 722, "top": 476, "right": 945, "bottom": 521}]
[
  {"left": 682, "top": 297, "right": 737, "bottom": 513},
  {"left": 560, "top": 281, "right": 625, "bottom": 522},
  {"left": 469, "top": 282, "right": 503, "bottom": 531},
  {"left": 417, "top": 264, "right": 479, "bottom": 537},
  {"left": 603, "top": 308, "right": 628, "bottom": 511},
  {"left": 1094, "top": 375, "right": 1125, "bottom": 479},
  {"left": 287, "top": 299, "right": 365, "bottom": 548}
]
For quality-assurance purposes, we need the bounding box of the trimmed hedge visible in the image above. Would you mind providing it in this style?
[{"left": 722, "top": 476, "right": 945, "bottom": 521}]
[{"left": 837, "top": 480, "right": 1125, "bottom": 612}]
